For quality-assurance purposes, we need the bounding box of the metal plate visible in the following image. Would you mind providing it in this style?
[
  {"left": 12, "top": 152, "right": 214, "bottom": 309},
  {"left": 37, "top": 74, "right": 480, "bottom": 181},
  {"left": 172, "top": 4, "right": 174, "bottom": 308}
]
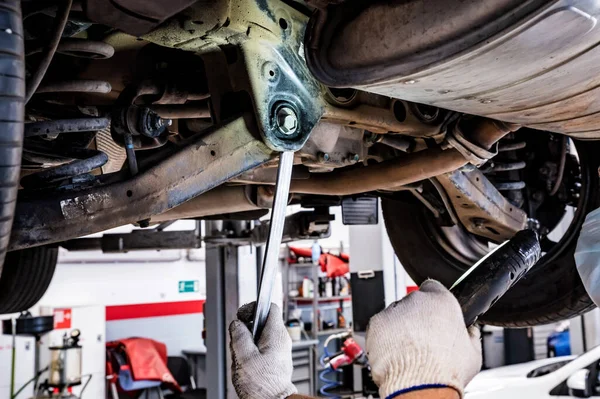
[{"left": 341, "top": 196, "right": 378, "bottom": 225}]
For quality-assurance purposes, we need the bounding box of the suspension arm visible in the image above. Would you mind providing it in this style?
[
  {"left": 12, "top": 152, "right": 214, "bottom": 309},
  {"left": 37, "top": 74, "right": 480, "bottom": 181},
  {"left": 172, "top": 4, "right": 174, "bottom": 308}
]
[{"left": 8, "top": 114, "right": 275, "bottom": 251}]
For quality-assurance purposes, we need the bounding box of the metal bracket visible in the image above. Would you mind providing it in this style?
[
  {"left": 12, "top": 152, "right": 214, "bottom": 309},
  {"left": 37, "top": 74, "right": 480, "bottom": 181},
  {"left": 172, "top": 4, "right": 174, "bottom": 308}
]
[
  {"left": 436, "top": 166, "right": 527, "bottom": 241},
  {"left": 143, "top": 0, "right": 325, "bottom": 152},
  {"left": 203, "top": 209, "right": 333, "bottom": 246},
  {"left": 238, "top": 38, "right": 324, "bottom": 152}
]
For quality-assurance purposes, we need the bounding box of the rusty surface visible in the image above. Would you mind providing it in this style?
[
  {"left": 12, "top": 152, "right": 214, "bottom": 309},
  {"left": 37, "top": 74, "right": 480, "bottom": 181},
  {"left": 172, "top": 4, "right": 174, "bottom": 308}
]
[
  {"left": 323, "top": 103, "right": 442, "bottom": 136},
  {"left": 9, "top": 114, "right": 275, "bottom": 251},
  {"left": 306, "top": 0, "right": 600, "bottom": 138},
  {"left": 151, "top": 186, "right": 261, "bottom": 223},
  {"left": 149, "top": 103, "right": 211, "bottom": 119},
  {"left": 288, "top": 148, "right": 468, "bottom": 196},
  {"left": 85, "top": 0, "right": 198, "bottom": 37},
  {"left": 436, "top": 167, "right": 527, "bottom": 241},
  {"left": 36, "top": 80, "right": 112, "bottom": 94},
  {"left": 144, "top": 0, "right": 324, "bottom": 151},
  {"left": 321, "top": 88, "right": 446, "bottom": 137},
  {"left": 461, "top": 117, "right": 520, "bottom": 150}
]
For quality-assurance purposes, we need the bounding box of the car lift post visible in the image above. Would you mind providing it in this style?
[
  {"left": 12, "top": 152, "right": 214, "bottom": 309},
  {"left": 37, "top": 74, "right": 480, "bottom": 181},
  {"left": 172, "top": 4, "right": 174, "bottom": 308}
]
[
  {"left": 204, "top": 220, "right": 242, "bottom": 399},
  {"left": 202, "top": 210, "right": 332, "bottom": 398}
]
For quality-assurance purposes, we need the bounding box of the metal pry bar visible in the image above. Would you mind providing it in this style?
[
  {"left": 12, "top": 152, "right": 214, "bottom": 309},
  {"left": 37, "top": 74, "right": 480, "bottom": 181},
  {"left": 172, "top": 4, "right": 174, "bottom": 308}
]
[{"left": 252, "top": 150, "right": 295, "bottom": 341}]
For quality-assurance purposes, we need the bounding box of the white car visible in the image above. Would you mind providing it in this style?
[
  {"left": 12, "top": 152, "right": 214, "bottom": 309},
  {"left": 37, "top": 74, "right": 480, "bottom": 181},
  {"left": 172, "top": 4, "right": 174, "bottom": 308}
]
[{"left": 466, "top": 346, "right": 600, "bottom": 398}]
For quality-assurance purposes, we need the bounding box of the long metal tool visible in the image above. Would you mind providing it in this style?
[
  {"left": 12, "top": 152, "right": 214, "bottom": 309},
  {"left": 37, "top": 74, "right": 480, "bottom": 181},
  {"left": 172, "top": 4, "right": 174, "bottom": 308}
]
[{"left": 252, "top": 151, "right": 295, "bottom": 340}]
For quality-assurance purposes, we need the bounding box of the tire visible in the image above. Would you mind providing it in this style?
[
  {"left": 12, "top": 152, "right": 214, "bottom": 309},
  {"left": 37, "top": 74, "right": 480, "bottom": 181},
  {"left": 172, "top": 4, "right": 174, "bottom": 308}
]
[
  {"left": 382, "top": 139, "right": 600, "bottom": 327},
  {"left": 0, "top": 246, "right": 58, "bottom": 314},
  {"left": 0, "top": 1, "right": 25, "bottom": 274}
]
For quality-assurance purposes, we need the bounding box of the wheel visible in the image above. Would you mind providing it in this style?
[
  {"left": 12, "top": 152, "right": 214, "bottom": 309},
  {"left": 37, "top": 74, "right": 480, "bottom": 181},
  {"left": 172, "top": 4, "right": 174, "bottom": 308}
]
[
  {"left": 382, "top": 133, "right": 599, "bottom": 327},
  {"left": 0, "top": 246, "right": 58, "bottom": 314},
  {"left": 0, "top": 0, "right": 25, "bottom": 272}
]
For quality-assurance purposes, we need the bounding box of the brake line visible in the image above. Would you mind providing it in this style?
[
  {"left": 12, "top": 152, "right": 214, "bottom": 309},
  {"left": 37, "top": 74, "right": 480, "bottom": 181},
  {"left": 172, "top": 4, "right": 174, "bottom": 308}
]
[{"left": 549, "top": 136, "right": 568, "bottom": 196}]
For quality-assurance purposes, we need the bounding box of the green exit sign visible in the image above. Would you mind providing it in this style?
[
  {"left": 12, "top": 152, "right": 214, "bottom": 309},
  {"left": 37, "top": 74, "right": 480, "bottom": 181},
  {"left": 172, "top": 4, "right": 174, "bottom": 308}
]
[{"left": 179, "top": 280, "right": 199, "bottom": 293}]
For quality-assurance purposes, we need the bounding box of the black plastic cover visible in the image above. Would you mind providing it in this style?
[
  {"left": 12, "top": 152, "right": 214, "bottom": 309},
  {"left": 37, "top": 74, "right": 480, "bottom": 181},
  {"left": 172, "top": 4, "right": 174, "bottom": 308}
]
[{"left": 2, "top": 315, "right": 54, "bottom": 336}]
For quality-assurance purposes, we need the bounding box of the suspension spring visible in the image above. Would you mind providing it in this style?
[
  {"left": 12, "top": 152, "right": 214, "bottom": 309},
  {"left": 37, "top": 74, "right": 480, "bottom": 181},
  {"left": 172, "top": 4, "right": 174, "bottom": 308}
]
[
  {"left": 20, "top": 144, "right": 109, "bottom": 189},
  {"left": 482, "top": 137, "right": 527, "bottom": 205},
  {"left": 31, "top": 38, "right": 114, "bottom": 95},
  {"left": 23, "top": 34, "right": 116, "bottom": 188}
]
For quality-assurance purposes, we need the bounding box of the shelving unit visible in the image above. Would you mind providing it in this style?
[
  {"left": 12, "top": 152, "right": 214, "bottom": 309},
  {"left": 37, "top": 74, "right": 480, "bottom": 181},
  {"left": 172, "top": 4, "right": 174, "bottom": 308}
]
[
  {"left": 316, "top": 328, "right": 351, "bottom": 336},
  {"left": 283, "top": 249, "right": 352, "bottom": 337},
  {"left": 290, "top": 295, "right": 351, "bottom": 304},
  {"left": 283, "top": 245, "right": 353, "bottom": 397}
]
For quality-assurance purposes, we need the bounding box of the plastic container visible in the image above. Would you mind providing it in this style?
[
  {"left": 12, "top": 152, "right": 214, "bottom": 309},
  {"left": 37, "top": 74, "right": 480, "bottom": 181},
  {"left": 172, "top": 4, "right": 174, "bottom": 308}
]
[{"left": 286, "top": 319, "right": 302, "bottom": 341}]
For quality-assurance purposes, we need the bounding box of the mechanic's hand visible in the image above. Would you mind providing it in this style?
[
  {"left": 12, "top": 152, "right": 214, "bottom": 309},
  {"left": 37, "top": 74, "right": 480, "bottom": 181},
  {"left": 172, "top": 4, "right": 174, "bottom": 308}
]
[
  {"left": 366, "top": 280, "right": 482, "bottom": 399},
  {"left": 229, "top": 302, "right": 297, "bottom": 399}
]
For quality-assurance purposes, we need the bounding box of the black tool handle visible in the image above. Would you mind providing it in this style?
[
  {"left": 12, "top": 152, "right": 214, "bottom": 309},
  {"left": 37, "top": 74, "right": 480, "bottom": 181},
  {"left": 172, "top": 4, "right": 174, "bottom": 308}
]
[{"left": 450, "top": 229, "right": 541, "bottom": 326}]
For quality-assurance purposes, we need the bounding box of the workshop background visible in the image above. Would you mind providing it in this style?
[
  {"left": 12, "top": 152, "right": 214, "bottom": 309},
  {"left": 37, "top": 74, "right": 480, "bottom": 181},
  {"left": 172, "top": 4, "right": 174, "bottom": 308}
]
[{"left": 0, "top": 204, "right": 594, "bottom": 398}]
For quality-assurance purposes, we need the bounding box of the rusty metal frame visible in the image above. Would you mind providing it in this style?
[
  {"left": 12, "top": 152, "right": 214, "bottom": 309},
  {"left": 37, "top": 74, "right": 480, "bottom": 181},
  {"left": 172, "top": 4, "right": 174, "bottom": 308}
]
[
  {"left": 435, "top": 166, "right": 527, "bottom": 241},
  {"left": 144, "top": 0, "right": 324, "bottom": 152},
  {"left": 9, "top": 114, "right": 275, "bottom": 251}
]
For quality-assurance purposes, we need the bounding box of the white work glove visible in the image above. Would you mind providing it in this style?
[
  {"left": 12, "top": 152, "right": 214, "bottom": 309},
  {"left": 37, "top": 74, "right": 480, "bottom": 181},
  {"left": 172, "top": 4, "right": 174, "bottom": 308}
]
[
  {"left": 366, "top": 280, "right": 482, "bottom": 399},
  {"left": 229, "top": 302, "right": 297, "bottom": 399}
]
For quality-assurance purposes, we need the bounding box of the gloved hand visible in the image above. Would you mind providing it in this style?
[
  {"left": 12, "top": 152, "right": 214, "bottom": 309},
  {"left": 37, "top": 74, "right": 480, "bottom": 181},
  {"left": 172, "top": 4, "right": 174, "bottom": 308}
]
[
  {"left": 366, "top": 280, "right": 482, "bottom": 399},
  {"left": 229, "top": 302, "right": 297, "bottom": 399}
]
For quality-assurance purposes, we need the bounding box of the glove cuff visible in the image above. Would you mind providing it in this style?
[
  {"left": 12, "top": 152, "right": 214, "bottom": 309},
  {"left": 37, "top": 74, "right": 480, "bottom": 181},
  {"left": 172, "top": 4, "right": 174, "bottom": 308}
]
[
  {"left": 380, "top": 374, "right": 464, "bottom": 399},
  {"left": 277, "top": 383, "right": 298, "bottom": 399},
  {"left": 384, "top": 384, "right": 454, "bottom": 399}
]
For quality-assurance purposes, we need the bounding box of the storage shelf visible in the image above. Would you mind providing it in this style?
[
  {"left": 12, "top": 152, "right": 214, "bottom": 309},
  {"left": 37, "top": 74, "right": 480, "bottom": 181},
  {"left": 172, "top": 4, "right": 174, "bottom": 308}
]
[
  {"left": 289, "top": 295, "right": 351, "bottom": 303},
  {"left": 316, "top": 328, "right": 351, "bottom": 336},
  {"left": 289, "top": 262, "right": 315, "bottom": 268}
]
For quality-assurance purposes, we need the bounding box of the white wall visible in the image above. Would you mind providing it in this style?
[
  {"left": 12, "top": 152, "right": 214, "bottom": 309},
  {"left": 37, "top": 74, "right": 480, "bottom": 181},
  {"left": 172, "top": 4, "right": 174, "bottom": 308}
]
[
  {"left": 39, "top": 248, "right": 206, "bottom": 309},
  {"left": 33, "top": 221, "right": 209, "bottom": 363}
]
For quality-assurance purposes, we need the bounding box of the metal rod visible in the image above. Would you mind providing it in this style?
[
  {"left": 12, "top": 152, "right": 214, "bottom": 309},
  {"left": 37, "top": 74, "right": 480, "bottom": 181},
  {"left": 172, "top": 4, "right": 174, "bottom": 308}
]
[
  {"left": 33, "top": 338, "right": 40, "bottom": 397},
  {"left": 10, "top": 319, "right": 15, "bottom": 398},
  {"left": 289, "top": 148, "right": 468, "bottom": 196},
  {"left": 252, "top": 151, "right": 294, "bottom": 341},
  {"left": 549, "top": 136, "right": 568, "bottom": 196},
  {"left": 25, "top": 0, "right": 73, "bottom": 103},
  {"left": 36, "top": 79, "right": 112, "bottom": 94},
  {"left": 124, "top": 134, "right": 138, "bottom": 176},
  {"left": 150, "top": 103, "right": 211, "bottom": 119},
  {"left": 25, "top": 117, "right": 111, "bottom": 137}
]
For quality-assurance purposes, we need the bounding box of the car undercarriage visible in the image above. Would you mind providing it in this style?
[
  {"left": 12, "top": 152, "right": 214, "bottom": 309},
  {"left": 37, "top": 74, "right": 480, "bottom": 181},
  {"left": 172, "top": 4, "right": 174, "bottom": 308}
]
[{"left": 0, "top": 0, "right": 599, "bottom": 324}]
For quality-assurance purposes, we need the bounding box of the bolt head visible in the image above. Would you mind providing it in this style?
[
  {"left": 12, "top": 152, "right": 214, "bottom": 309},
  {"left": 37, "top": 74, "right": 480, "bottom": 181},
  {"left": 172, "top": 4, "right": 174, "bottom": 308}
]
[
  {"left": 472, "top": 218, "right": 486, "bottom": 229},
  {"left": 349, "top": 153, "right": 360, "bottom": 162},
  {"left": 318, "top": 152, "right": 330, "bottom": 162},
  {"left": 276, "top": 107, "right": 298, "bottom": 135}
]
